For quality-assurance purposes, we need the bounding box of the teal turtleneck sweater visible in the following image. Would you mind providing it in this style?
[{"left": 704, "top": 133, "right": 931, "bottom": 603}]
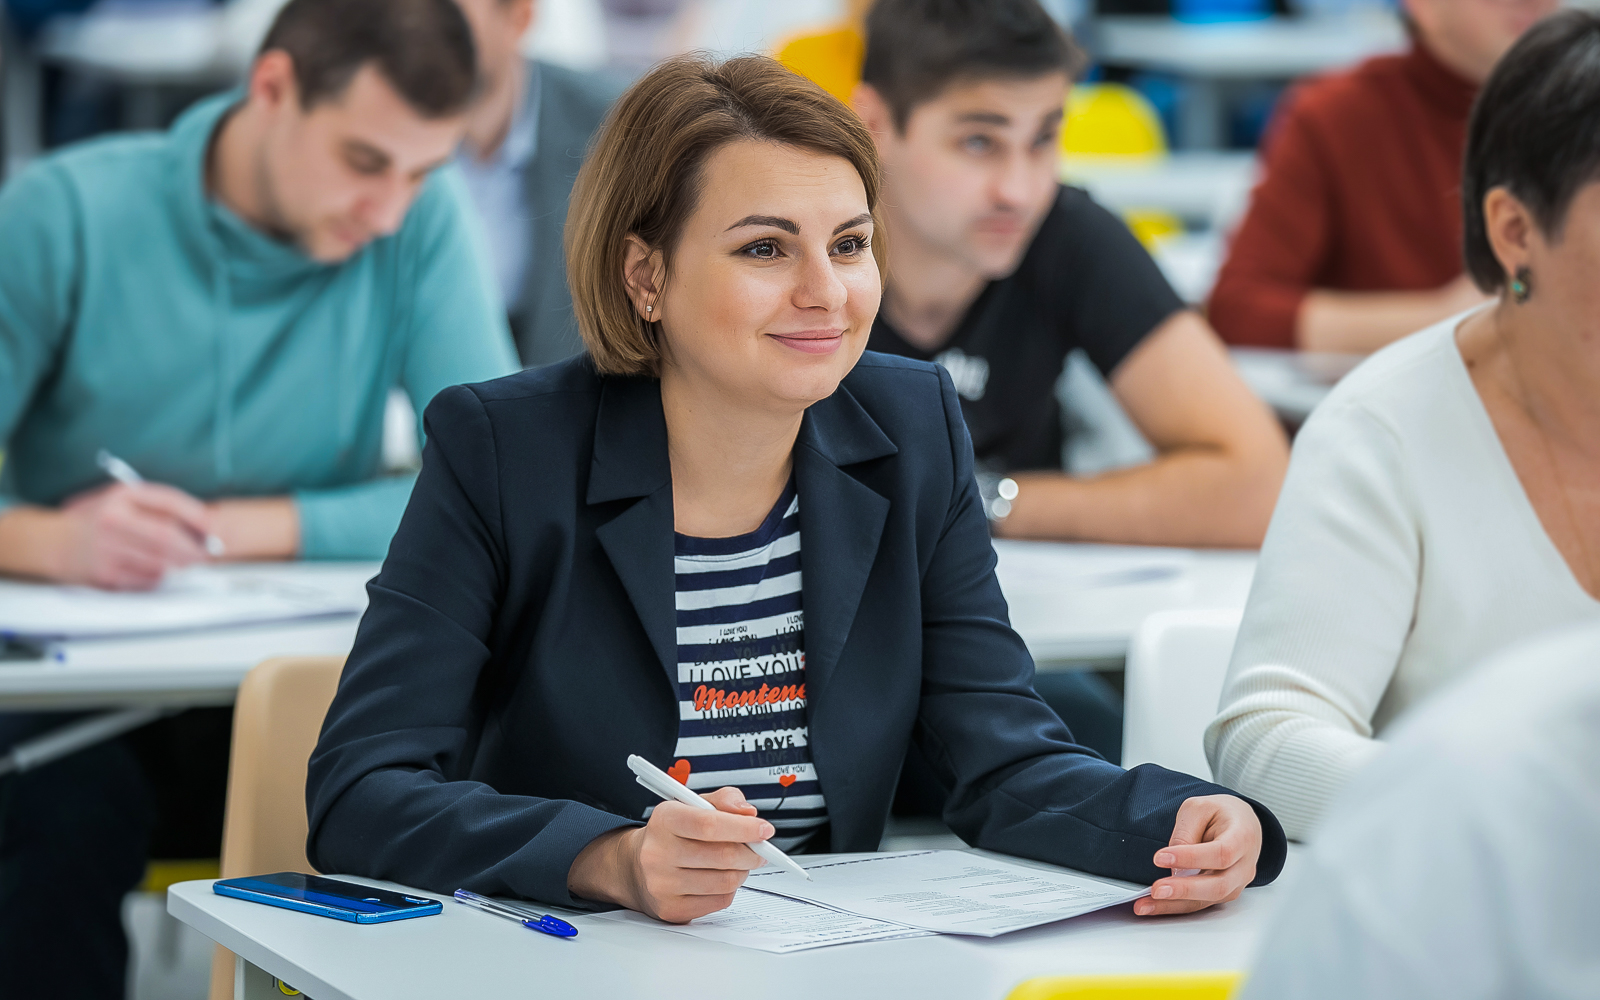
[{"left": 0, "top": 92, "right": 518, "bottom": 558}]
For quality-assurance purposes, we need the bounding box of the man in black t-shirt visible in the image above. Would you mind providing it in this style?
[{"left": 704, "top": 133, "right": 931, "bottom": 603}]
[
  {"left": 857, "top": 0, "right": 1288, "bottom": 550},
  {"left": 855, "top": 0, "right": 1290, "bottom": 773}
]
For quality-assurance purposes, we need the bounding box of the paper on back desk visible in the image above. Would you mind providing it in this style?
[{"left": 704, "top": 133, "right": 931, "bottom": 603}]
[
  {"left": 990, "top": 541, "right": 1191, "bottom": 589},
  {"left": 0, "top": 566, "right": 366, "bottom": 641},
  {"left": 560, "top": 889, "right": 931, "bottom": 954},
  {"left": 743, "top": 850, "right": 1150, "bottom": 937}
]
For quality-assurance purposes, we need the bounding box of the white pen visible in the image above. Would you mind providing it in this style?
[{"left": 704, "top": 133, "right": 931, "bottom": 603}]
[
  {"left": 626, "top": 754, "right": 813, "bottom": 881},
  {"left": 96, "top": 449, "right": 226, "bottom": 558}
]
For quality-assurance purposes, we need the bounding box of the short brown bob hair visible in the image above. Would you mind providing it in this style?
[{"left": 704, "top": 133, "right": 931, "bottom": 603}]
[{"left": 566, "top": 55, "right": 887, "bottom": 377}]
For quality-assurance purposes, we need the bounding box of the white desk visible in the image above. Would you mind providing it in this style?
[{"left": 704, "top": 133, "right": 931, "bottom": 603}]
[
  {"left": 35, "top": 3, "right": 238, "bottom": 86},
  {"left": 1059, "top": 154, "right": 1245, "bottom": 303},
  {"left": 0, "top": 544, "right": 1255, "bottom": 716},
  {"left": 1150, "top": 231, "right": 1226, "bottom": 306},
  {"left": 2, "top": 0, "right": 272, "bottom": 176},
  {"left": 170, "top": 849, "right": 1297, "bottom": 1000},
  {"left": 1092, "top": 13, "right": 1405, "bottom": 80},
  {"left": 0, "top": 618, "right": 360, "bottom": 711},
  {"left": 25, "top": 0, "right": 252, "bottom": 138},
  {"left": 0, "top": 562, "right": 373, "bottom": 772},
  {"left": 0, "top": 562, "right": 376, "bottom": 711},
  {"left": 995, "top": 542, "right": 1256, "bottom": 668},
  {"left": 1090, "top": 13, "right": 1405, "bottom": 148},
  {"left": 1063, "top": 151, "right": 1257, "bottom": 230},
  {"left": 1230, "top": 347, "right": 1362, "bottom": 426}
]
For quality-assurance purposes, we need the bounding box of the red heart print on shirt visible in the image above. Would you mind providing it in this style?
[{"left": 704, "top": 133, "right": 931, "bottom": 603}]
[
  {"left": 667, "top": 759, "right": 692, "bottom": 785},
  {"left": 778, "top": 774, "right": 797, "bottom": 788}
]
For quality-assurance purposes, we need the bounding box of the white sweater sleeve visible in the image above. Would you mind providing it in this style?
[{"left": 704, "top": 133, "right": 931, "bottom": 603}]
[{"left": 1205, "top": 399, "right": 1418, "bottom": 840}]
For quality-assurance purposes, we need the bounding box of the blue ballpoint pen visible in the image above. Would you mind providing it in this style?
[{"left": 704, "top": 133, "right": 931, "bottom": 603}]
[{"left": 453, "top": 889, "right": 578, "bottom": 938}]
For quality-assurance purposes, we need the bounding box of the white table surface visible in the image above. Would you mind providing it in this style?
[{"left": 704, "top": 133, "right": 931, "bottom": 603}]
[
  {"left": 1059, "top": 154, "right": 1246, "bottom": 302},
  {"left": 1092, "top": 13, "right": 1405, "bottom": 79},
  {"left": 170, "top": 848, "right": 1299, "bottom": 1000},
  {"left": 0, "top": 562, "right": 375, "bottom": 710},
  {"left": 35, "top": 3, "right": 242, "bottom": 84},
  {"left": 1230, "top": 347, "right": 1362, "bottom": 425},
  {"left": 995, "top": 542, "right": 1256, "bottom": 667},
  {"left": 0, "top": 543, "right": 1257, "bottom": 709},
  {"left": 1090, "top": 13, "right": 1407, "bottom": 149},
  {"left": 1063, "top": 151, "right": 1257, "bottom": 229},
  {"left": 1150, "top": 232, "right": 1226, "bottom": 306}
]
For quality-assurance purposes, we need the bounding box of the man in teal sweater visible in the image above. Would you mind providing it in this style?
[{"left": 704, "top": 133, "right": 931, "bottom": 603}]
[
  {"left": 0, "top": 0, "right": 517, "bottom": 589},
  {"left": 0, "top": 0, "right": 516, "bottom": 994}
]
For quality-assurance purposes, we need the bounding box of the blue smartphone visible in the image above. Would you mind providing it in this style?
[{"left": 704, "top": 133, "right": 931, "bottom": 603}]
[{"left": 213, "top": 872, "right": 442, "bottom": 924}]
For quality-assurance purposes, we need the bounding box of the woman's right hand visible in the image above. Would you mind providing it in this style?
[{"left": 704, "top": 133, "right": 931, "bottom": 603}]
[{"left": 567, "top": 786, "right": 773, "bottom": 923}]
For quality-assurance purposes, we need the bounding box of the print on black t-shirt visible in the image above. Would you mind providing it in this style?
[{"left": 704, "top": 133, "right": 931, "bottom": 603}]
[{"left": 868, "top": 186, "right": 1184, "bottom": 473}]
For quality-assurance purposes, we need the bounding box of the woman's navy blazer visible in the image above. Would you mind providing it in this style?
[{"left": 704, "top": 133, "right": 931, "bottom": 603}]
[{"left": 306, "top": 352, "right": 1286, "bottom": 907}]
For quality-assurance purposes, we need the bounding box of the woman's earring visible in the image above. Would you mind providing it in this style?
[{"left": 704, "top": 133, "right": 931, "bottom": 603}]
[
  {"left": 1510, "top": 267, "right": 1532, "bottom": 305},
  {"left": 646, "top": 304, "right": 654, "bottom": 318}
]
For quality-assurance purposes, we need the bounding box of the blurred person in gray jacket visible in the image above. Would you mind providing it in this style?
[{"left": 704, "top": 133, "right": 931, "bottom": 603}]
[{"left": 454, "top": 0, "right": 624, "bottom": 366}]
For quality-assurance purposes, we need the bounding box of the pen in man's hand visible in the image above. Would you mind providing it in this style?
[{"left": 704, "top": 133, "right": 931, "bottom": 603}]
[{"left": 96, "top": 449, "right": 226, "bottom": 557}]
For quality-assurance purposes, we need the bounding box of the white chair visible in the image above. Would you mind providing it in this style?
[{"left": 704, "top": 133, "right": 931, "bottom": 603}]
[{"left": 1122, "top": 609, "right": 1242, "bottom": 779}]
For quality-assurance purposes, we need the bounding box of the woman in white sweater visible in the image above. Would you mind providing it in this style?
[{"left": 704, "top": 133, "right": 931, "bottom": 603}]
[{"left": 1206, "top": 9, "right": 1600, "bottom": 840}]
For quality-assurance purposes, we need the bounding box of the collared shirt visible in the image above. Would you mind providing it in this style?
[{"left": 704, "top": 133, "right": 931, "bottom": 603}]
[{"left": 456, "top": 63, "right": 542, "bottom": 310}]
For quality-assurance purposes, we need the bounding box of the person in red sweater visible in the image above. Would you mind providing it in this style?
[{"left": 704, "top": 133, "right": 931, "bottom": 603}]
[{"left": 1209, "top": 0, "right": 1555, "bottom": 353}]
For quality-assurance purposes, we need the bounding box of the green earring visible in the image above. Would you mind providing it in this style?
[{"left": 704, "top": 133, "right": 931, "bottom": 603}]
[{"left": 1510, "top": 267, "right": 1532, "bottom": 304}]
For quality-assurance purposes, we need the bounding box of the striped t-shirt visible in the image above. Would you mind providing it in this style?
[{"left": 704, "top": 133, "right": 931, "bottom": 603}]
[{"left": 667, "top": 480, "right": 826, "bottom": 850}]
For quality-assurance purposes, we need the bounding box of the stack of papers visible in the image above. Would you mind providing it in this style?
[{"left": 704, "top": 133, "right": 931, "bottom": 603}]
[
  {"left": 0, "top": 566, "right": 369, "bottom": 642},
  {"left": 746, "top": 850, "right": 1150, "bottom": 936},
  {"left": 587, "top": 850, "right": 1149, "bottom": 953}
]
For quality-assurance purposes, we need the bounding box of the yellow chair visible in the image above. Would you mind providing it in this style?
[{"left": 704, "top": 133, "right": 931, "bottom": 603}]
[
  {"left": 779, "top": 26, "right": 1170, "bottom": 163},
  {"left": 783, "top": 19, "right": 1185, "bottom": 251},
  {"left": 1061, "top": 82, "right": 1169, "bottom": 160},
  {"left": 142, "top": 858, "right": 221, "bottom": 894},
  {"left": 1059, "top": 83, "right": 1184, "bottom": 249},
  {"left": 205, "top": 656, "right": 346, "bottom": 1000},
  {"left": 774, "top": 0, "right": 874, "bottom": 104},
  {"left": 1121, "top": 209, "right": 1187, "bottom": 247},
  {"left": 1007, "top": 973, "right": 1243, "bottom": 1000},
  {"left": 776, "top": 25, "right": 865, "bottom": 104}
]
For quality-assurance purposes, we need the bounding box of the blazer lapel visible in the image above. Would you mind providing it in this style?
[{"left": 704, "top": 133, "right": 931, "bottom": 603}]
[
  {"left": 793, "top": 384, "right": 898, "bottom": 703},
  {"left": 587, "top": 375, "right": 900, "bottom": 708},
  {"left": 589, "top": 377, "right": 679, "bottom": 692}
]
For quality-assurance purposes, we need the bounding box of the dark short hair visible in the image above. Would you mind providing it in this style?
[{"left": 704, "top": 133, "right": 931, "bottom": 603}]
[
  {"left": 861, "top": 0, "right": 1087, "bottom": 130},
  {"left": 1463, "top": 9, "right": 1600, "bottom": 291},
  {"left": 259, "top": 0, "right": 477, "bottom": 118},
  {"left": 567, "top": 55, "right": 886, "bottom": 377}
]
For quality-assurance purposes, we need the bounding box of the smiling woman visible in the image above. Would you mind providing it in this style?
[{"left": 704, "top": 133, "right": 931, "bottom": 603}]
[
  {"left": 306, "top": 54, "right": 1286, "bottom": 929},
  {"left": 566, "top": 56, "right": 887, "bottom": 380},
  {"left": 627, "top": 143, "right": 878, "bottom": 437}
]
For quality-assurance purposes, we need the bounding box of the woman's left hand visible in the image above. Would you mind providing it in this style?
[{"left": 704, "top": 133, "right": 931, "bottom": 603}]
[{"left": 1134, "top": 794, "right": 1262, "bottom": 917}]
